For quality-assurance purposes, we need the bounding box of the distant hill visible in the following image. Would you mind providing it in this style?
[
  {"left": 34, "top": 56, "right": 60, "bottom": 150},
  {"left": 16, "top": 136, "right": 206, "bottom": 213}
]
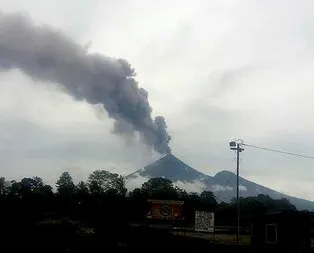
[{"left": 126, "top": 154, "right": 314, "bottom": 211}]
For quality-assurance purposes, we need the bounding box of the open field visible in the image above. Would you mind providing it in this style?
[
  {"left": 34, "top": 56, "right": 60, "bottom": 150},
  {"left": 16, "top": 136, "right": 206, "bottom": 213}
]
[{"left": 172, "top": 231, "right": 251, "bottom": 245}]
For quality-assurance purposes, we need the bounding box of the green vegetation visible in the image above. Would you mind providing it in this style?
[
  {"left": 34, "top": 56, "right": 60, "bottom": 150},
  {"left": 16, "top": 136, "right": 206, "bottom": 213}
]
[{"left": 0, "top": 171, "right": 297, "bottom": 252}]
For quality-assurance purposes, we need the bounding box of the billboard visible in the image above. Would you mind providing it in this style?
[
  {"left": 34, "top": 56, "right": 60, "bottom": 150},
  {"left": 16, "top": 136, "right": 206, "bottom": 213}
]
[
  {"left": 146, "top": 199, "right": 184, "bottom": 220},
  {"left": 195, "top": 211, "right": 214, "bottom": 232}
]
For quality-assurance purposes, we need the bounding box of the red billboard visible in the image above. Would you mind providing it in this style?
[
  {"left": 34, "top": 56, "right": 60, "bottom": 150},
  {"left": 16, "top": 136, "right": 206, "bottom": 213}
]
[{"left": 146, "top": 199, "right": 184, "bottom": 220}]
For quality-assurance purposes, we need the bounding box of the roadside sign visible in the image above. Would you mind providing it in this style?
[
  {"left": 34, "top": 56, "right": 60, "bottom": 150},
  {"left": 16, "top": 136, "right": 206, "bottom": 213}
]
[
  {"left": 147, "top": 199, "right": 184, "bottom": 220},
  {"left": 195, "top": 211, "right": 214, "bottom": 232}
]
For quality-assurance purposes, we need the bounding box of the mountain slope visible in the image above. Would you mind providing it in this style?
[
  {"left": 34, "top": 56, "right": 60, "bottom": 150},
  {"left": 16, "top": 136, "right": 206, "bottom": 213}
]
[
  {"left": 128, "top": 154, "right": 213, "bottom": 183},
  {"left": 127, "top": 154, "right": 314, "bottom": 210},
  {"left": 213, "top": 170, "right": 314, "bottom": 211}
]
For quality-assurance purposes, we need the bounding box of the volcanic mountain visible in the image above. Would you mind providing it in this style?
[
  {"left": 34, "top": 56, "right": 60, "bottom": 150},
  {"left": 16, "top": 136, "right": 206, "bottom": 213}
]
[{"left": 126, "top": 154, "right": 314, "bottom": 211}]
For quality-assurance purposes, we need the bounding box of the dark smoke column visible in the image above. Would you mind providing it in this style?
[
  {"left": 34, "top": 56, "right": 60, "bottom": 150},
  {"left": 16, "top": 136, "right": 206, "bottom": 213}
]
[{"left": 0, "top": 12, "right": 171, "bottom": 154}]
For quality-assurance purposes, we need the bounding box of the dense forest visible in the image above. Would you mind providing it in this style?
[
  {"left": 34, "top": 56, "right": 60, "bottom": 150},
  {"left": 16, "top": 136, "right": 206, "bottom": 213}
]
[{"left": 0, "top": 169, "right": 297, "bottom": 252}]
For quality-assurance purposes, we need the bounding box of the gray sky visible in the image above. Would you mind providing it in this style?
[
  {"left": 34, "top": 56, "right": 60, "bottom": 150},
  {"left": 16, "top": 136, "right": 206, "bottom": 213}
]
[{"left": 1, "top": 0, "right": 314, "bottom": 200}]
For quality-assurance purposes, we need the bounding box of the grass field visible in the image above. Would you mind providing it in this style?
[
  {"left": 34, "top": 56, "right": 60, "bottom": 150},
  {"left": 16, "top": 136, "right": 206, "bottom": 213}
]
[{"left": 171, "top": 231, "right": 251, "bottom": 245}]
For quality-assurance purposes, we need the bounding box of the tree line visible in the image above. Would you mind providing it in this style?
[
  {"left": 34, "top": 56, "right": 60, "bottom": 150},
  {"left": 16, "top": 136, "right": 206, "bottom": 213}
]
[
  {"left": 0, "top": 169, "right": 298, "bottom": 252},
  {"left": 0, "top": 169, "right": 297, "bottom": 226}
]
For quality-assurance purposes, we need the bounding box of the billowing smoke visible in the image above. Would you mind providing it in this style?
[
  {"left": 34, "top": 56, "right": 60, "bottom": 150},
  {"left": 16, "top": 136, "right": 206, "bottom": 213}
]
[{"left": 0, "top": 12, "right": 171, "bottom": 154}]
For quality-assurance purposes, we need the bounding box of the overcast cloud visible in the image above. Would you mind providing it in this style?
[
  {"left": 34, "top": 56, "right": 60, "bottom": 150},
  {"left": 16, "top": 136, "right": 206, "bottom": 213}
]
[{"left": 1, "top": 0, "right": 314, "bottom": 200}]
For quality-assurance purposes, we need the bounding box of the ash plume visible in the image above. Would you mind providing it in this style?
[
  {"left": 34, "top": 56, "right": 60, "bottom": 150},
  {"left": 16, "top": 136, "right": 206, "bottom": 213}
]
[{"left": 0, "top": 12, "right": 171, "bottom": 154}]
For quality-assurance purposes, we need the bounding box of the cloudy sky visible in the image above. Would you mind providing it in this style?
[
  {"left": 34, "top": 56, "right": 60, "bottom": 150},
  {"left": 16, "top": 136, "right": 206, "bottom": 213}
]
[{"left": 1, "top": 0, "right": 314, "bottom": 200}]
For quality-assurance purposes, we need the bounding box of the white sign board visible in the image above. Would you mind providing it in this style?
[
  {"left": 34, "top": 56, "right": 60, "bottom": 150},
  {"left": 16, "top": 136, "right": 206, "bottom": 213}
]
[{"left": 195, "top": 211, "right": 214, "bottom": 232}]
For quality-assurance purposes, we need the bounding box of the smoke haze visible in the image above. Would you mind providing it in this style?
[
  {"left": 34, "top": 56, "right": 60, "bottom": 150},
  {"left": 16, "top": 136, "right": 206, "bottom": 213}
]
[{"left": 0, "top": 11, "right": 171, "bottom": 154}]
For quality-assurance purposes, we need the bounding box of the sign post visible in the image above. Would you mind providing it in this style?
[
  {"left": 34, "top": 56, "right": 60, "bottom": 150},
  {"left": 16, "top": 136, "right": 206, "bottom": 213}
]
[
  {"left": 147, "top": 199, "right": 184, "bottom": 220},
  {"left": 195, "top": 211, "right": 215, "bottom": 233}
]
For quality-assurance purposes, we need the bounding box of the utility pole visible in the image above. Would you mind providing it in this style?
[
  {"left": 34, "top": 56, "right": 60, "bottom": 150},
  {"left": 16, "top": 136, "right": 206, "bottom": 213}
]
[{"left": 229, "top": 141, "right": 244, "bottom": 245}]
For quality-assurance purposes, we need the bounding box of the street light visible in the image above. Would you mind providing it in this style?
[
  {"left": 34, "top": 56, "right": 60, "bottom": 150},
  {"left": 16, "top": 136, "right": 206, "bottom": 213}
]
[
  {"left": 229, "top": 141, "right": 244, "bottom": 244},
  {"left": 229, "top": 141, "right": 237, "bottom": 149}
]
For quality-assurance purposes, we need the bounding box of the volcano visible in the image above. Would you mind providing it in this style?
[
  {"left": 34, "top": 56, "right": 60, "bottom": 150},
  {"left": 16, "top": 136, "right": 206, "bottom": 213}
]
[{"left": 127, "top": 154, "right": 314, "bottom": 211}]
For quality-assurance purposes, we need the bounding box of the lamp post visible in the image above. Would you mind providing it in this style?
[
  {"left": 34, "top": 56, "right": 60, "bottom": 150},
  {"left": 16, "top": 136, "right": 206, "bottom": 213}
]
[{"left": 229, "top": 141, "right": 244, "bottom": 245}]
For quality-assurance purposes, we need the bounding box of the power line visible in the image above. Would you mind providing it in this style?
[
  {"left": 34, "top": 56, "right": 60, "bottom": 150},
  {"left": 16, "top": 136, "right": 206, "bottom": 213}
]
[{"left": 242, "top": 143, "right": 314, "bottom": 160}]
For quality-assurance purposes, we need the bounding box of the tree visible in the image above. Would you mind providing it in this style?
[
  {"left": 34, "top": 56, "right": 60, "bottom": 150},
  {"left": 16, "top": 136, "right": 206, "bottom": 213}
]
[
  {"left": 141, "top": 177, "right": 179, "bottom": 199},
  {"left": 175, "top": 187, "right": 189, "bottom": 199},
  {"left": 17, "top": 177, "right": 53, "bottom": 198},
  {"left": 56, "top": 172, "right": 76, "bottom": 197},
  {"left": 274, "top": 198, "right": 296, "bottom": 211},
  {"left": 88, "top": 170, "right": 126, "bottom": 196},
  {"left": 32, "top": 177, "right": 45, "bottom": 190},
  {"left": 77, "top": 181, "right": 89, "bottom": 196},
  {"left": 8, "top": 180, "right": 21, "bottom": 197},
  {"left": 200, "top": 191, "right": 217, "bottom": 208},
  {"left": 20, "top": 177, "right": 44, "bottom": 192},
  {"left": 0, "top": 177, "right": 10, "bottom": 196},
  {"left": 229, "top": 194, "right": 297, "bottom": 218},
  {"left": 20, "top": 178, "right": 37, "bottom": 196},
  {"left": 187, "top": 192, "right": 201, "bottom": 202},
  {"left": 41, "top": 185, "right": 53, "bottom": 196},
  {"left": 128, "top": 188, "right": 144, "bottom": 200}
]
